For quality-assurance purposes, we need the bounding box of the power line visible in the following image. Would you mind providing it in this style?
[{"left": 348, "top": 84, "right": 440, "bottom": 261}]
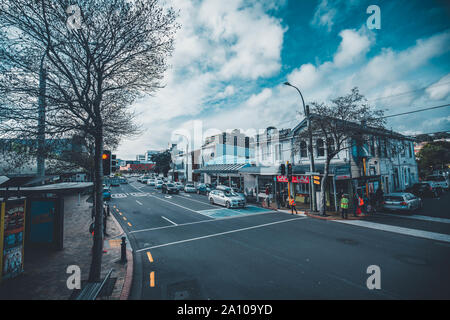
[
  {"left": 380, "top": 104, "right": 450, "bottom": 119},
  {"left": 367, "top": 80, "right": 450, "bottom": 103}
]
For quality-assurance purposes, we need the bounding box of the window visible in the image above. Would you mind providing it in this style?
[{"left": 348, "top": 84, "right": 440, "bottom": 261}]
[
  {"left": 234, "top": 136, "right": 237, "bottom": 147},
  {"left": 327, "top": 138, "right": 335, "bottom": 154},
  {"left": 300, "top": 141, "right": 307, "bottom": 158},
  {"left": 317, "top": 139, "right": 324, "bottom": 157}
]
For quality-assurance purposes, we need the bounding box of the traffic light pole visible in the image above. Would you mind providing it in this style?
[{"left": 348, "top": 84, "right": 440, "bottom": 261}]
[{"left": 306, "top": 105, "right": 317, "bottom": 212}]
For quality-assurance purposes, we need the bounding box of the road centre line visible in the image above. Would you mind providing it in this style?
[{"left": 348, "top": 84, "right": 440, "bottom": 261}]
[
  {"left": 136, "top": 200, "right": 143, "bottom": 205},
  {"left": 335, "top": 219, "right": 450, "bottom": 243},
  {"left": 129, "top": 211, "right": 276, "bottom": 234},
  {"left": 147, "top": 251, "right": 154, "bottom": 263},
  {"left": 136, "top": 217, "right": 307, "bottom": 252},
  {"left": 161, "top": 216, "right": 177, "bottom": 226}
]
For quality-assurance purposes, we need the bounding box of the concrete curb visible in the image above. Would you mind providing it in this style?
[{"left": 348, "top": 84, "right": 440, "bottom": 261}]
[
  {"left": 120, "top": 249, "right": 133, "bottom": 300},
  {"left": 109, "top": 212, "right": 134, "bottom": 301}
]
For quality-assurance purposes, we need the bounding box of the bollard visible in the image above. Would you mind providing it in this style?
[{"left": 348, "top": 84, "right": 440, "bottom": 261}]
[{"left": 120, "top": 236, "right": 127, "bottom": 263}]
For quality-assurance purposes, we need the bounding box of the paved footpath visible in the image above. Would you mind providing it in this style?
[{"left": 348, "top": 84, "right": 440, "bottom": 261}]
[{"left": 0, "top": 194, "right": 131, "bottom": 300}]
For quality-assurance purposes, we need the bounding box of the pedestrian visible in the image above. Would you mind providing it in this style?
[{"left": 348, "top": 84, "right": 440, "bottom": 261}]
[
  {"left": 290, "top": 196, "right": 298, "bottom": 214},
  {"left": 375, "top": 187, "right": 383, "bottom": 211},
  {"left": 358, "top": 193, "right": 365, "bottom": 216},
  {"left": 353, "top": 192, "right": 359, "bottom": 217},
  {"left": 107, "top": 203, "right": 110, "bottom": 217},
  {"left": 276, "top": 191, "right": 281, "bottom": 209},
  {"left": 281, "top": 189, "right": 286, "bottom": 207},
  {"left": 340, "top": 194, "right": 349, "bottom": 219},
  {"left": 265, "top": 186, "right": 270, "bottom": 207}
]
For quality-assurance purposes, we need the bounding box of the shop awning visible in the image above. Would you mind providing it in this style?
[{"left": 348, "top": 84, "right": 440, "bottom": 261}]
[{"left": 194, "top": 163, "right": 250, "bottom": 174}]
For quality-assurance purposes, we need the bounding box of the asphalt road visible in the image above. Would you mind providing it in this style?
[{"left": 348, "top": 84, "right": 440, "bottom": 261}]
[{"left": 107, "top": 179, "right": 450, "bottom": 300}]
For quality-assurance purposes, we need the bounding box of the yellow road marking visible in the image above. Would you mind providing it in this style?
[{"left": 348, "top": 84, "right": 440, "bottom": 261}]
[
  {"left": 150, "top": 272, "right": 155, "bottom": 287},
  {"left": 146, "top": 251, "right": 154, "bottom": 263},
  {"left": 127, "top": 222, "right": 132, "bottom": 227},
  {"left": 123, "top": 217, "right": 127, "bottom": 221}
]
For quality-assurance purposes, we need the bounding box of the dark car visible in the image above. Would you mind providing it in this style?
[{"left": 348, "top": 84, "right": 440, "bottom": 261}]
[
  {"left": 162, "top": 183, "right": 179, "bottom": 194},
  {"left": 197, "top": 183, "right": 213, "bottom": 195},
  {"left": 405, "top": 182, "right": 438, "bottom": 198}
]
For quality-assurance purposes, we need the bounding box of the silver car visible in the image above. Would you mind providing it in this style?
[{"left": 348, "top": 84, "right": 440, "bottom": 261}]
[
  {"left": 184, "top": 184, "right": 196, "bottom": 193},
  {"left": 382, "top": 193, "right": 422, "bottom": 212},
  {"left": 209, "top": 190, "right": 246, "bottom": 208}
]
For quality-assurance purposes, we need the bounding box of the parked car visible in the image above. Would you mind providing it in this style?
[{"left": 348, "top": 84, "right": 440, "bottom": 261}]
[
  {"left": 196, "top": 183, "right": 212, "bottom": 195},
  {"left": 147, "top": 179, "right": 156, "bottom": 186},
  {"left": 232, "top": 187, "right": 245, "bottom": 200},
  {"left": 103, "top": 186, "right": 111, "bottom": 200},
  {"left": 423, "top": 175, "right": 449, "bottom": 192},
  {"left": 405, "top": 182, "right": 438, "bottom": 198},
  {"left": 184, "top": 184, "right": 196, "bottom": 193},
  {"left": 382, "top": 193, "right": 422, "bottom": 213},
  {"left": 174, "top": 182, "right": 184, "bottom": 190},
  {"left": 120, "top": 178, "right": 128, "bottom": 184},
  {"left": 216, "top": 185, "right": 232, "bottom": 192},
  {"left": 162, "top": 183, "right": 179, "bottom": 194},
  {"left": 208, "top": 190, "right": 246, "bottom": 208},
  {"left": 155, "top": 181, "right": 163, "bottom": 189}
]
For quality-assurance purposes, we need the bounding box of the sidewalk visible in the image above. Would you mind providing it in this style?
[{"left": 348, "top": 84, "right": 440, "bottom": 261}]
[
  {"left": 254, "top": 199, "right": 366, "bottom": 221},
  {"left": 0, "top": 194, "right": 131, "bottom": 300}
]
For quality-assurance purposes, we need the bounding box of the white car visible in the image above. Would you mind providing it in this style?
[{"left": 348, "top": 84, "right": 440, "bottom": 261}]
[
  {"left": 155, "top": 181, "right": 163, "bottom": 189},
  {"left": 184, "top": 184, "right": 196, "bottom": 193},
  {"left": 174, "top": 182, "right": 184, "bottom": 190},
  {"left": 147, "top": 179, "right": 156, "bottom": 186},
  {"left": 209, "top": 190, "right": 246, "bottom": 208}
]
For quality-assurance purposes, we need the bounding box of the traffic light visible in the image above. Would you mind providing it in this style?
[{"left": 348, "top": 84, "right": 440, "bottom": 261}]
[
  {"left": 287, "top": 163, "right": 292, "bottom": 176},
  {"left": 102, "top": 150, "right": 111, "bottom": 176},
  {"left": 313, "top": 175, "right": 321, "bottom": 185},
  {"left": 280, "top": 163, "right": 286, "bottom": 176}
]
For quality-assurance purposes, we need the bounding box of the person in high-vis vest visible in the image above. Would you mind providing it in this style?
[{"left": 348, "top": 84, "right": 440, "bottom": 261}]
[
  {"left": 289, "top": 196, "right": 298, "bottom": 215},
  {"left": 340, "top": 194, "right": 349, "bottom": 219}
]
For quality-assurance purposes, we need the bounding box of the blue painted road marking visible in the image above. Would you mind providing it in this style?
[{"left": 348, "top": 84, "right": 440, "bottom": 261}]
[{"left": 197, "top": 205, "right": 273, "bottom": 219}]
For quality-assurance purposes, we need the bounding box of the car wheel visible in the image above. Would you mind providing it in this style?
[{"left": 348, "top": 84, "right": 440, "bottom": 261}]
[
  {"left": 210, "top": 198, "right": 214, "bottom": 205},
  {"left": 226, "top": 201, "right": 231, "bottom": 209}
]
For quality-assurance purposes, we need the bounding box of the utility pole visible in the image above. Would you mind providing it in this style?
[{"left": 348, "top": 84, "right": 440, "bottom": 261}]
[{"left": 284, "top": 82, "right": 317, "bottom": 212}]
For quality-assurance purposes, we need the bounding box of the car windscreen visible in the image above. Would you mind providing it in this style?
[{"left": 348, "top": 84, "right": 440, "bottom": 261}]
[
  {"left": 384, "top": 196, "right": 403, "bottom": 202},
  {"left": 167, "top": 184, "right": 174, "bottom": 187},
  {"left": 186, "top": 184, "right": 194, "bottom": 188}
]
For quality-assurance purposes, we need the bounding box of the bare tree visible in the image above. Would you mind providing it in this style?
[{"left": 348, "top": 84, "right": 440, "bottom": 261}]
[
  {"left": 0, "top": 0, "right": 178, "bottom": 281},
  {"left": 293, "top": 88, "right": 386, "bottom": 215}
]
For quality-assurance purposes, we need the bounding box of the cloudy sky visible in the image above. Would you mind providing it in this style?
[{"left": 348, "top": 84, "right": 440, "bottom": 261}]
[{"left": 116, "top": 0, "right": 450, "bottom": 160}]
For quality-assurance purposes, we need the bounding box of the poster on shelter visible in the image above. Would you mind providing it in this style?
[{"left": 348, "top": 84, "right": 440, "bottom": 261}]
[{"left": 2, "top": 201, "right": 25, "bottom": 279}]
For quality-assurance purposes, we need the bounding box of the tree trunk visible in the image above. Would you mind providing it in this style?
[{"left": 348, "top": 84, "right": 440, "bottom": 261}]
[
  {"left": 88, "top": 130, "right": 104, "bottom": 282},
  {"left": 320, "top": 154, "right": 331, "bottom": 216}
]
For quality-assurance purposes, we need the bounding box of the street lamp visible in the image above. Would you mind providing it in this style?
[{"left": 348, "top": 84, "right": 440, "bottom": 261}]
[
  {"left": 174, "top": 133, "right": 189, "bottom": 182},
  {"left": 284, "top": 82, "right": 317, "bottom": 212}
]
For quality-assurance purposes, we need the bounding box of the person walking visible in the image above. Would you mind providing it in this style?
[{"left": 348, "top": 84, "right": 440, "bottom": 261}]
[
  {"left": 290, "top": 195, "right": 298, "bottom": 214},
  {"left": 340, "top": 194, "right": 349, "bottom": 219},
  {"left": 281, "top": 189, "right": 286, "bottom": 208},
  {"left": 375, "top": 187, "right": 384, "bottom": 211},
  {"left": 265, "top": 186, "right": 270, "bottom": 208},
  {"left": 103, "top": 205, "right": 109, "bottom": 237},
  {"left": 276, "top": 191, "right": 281, "bottom": 209}
]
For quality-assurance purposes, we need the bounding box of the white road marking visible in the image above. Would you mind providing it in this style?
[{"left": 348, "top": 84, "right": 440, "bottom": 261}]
[
  {"left": 129, "top": 211, "right": 276, "bottom": 234},
  {"left": 335, "top": 219, "right": 450, "bottom": 243},
  {"left": 136, "top": 217, "right": 307, "bottom": 252},
  {"left": 161, "top": 216, "right": 177, "bottom": 226},
  {"left": 374, "top": 213, "right": 450, "bottom": 224},
  {"left": 136, "top": 200, "right": 143, "bottom": 206},
  {"left": 129, "top": 184, "right": 200, "bottom": 214}
]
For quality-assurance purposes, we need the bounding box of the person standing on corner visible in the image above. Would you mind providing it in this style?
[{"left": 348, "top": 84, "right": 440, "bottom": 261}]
[
  {"left": 340, "top": 194, "right": 349, "bottom": 219},
  {"left": 290, "top": 195, "right": 298, "bottom": 215}
]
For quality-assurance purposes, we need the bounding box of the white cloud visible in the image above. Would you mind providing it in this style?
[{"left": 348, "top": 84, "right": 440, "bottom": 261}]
[
  {"left": 426, "top": 73, "right": 450, "bottom": 100},
  {"left": 333, "top": 28, "right": 371, "bottom": 67},
  {"left": 311, "top": 0, "right": 337, "bottom": 32}
]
